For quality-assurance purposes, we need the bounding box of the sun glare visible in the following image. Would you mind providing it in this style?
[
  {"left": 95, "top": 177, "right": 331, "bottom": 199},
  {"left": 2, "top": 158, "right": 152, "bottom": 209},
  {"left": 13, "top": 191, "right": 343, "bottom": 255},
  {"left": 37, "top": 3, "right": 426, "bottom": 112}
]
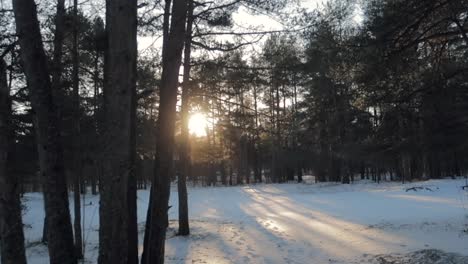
[{"left": 188, "top": 113, "right": 208, "bottom": 137}]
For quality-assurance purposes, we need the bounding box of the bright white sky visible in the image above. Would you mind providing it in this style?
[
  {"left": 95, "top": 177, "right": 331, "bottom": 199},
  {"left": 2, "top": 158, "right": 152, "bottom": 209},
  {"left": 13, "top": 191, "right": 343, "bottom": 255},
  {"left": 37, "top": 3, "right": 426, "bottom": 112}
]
[{"left": 138, "top": 0, "right": 330, "bottom": 51}]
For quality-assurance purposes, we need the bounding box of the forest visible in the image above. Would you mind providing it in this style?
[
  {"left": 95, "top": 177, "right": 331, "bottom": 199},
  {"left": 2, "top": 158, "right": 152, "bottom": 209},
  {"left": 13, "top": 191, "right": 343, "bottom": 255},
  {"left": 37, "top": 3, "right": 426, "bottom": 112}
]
[{"left": 1, "top": 0, "right": 468, "bottom": 263}]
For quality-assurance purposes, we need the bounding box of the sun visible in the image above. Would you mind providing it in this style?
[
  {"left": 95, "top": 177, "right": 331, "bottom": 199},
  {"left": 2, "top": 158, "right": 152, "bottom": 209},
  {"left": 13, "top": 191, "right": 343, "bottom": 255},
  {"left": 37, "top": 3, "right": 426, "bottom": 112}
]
[{"left": 188, "top": 112, "right": 208, "bottom": 137}]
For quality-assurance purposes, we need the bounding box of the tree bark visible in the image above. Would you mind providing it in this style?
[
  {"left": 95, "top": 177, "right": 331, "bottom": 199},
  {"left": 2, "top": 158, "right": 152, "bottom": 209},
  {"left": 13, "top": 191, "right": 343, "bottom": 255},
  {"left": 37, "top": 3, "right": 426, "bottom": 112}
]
[
  {"left": 42, "top": 215, "right": 48, "bottom": 243},
  {"left": 51, "top": 0, "right": 65, "bottom": 97},
  {"left": 12, "top": 0, "right": 76, "bottom": 263},
  {"left": 142, "top": 0, "right": 188, "bottom": 262},
  {"left": 71, "top": 0, "right": 83, "bottom": 258},
  {"left": 273, "top": 80, "right": 281, "bottom": 183},
  {"left": 177, "top": 0, "right": 194, "bottom": 237},
  {"left": 92, "top": 18, "right": 104, "bottom": 196},
  {"left": 253, "top": 84, "right": 261, "bottom": 183},
  {"left": 98, "top": 0, "right": 138, "bottom": 263},
  {"left": 42, "top": 0, "right": 65, "bottom": 245},
  {"left": 128, "top": 18, "right": 139, "bottom": 264},
  {"left": 0, "top": 57, "right": 27, "bottom": 264}
]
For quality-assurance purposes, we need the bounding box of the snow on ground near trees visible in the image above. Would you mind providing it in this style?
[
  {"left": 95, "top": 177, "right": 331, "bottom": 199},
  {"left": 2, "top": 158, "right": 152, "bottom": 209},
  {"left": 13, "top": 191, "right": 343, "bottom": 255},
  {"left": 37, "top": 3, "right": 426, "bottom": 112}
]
[{"left": 21, "top": 178, "right": 468, "bottom": 263}]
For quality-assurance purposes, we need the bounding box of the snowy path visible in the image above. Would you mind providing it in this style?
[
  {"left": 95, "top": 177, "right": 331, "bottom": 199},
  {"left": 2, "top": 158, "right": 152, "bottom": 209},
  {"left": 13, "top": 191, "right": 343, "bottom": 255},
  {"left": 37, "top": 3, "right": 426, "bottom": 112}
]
[{"left": 21, "top": 179, "right": 468, "bottom": 263}]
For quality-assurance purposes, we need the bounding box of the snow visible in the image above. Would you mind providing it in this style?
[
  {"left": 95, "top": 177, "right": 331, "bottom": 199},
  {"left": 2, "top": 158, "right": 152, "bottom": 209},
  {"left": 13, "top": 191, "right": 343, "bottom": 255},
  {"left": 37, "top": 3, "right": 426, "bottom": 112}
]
[
  {"left": 363, "top": 249, "right": 468, "bottom": 264},
  {"left": 19, "top": 178, "right": 468, "bottom": 263}
]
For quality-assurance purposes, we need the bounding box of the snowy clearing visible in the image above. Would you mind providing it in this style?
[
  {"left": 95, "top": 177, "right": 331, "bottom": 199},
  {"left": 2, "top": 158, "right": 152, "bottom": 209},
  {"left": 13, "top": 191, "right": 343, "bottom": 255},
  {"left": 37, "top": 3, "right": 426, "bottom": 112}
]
[{"left": 21, "top": 178, "right": 468, "bottom": 263}]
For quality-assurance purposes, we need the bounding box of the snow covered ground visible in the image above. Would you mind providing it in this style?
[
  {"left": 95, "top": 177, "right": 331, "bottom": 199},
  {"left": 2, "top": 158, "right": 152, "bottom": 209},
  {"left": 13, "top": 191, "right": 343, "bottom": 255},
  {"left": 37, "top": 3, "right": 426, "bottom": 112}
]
[{"left": 21, "top": 178, "right": 468, "bottom": 263}]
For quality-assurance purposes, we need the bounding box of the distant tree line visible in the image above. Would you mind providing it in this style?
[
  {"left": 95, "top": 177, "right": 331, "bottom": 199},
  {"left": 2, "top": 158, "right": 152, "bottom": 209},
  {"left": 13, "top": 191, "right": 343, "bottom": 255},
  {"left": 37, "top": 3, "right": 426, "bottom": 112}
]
[{"left": 183, "top": 0, "right": 468, "bottom": 185}]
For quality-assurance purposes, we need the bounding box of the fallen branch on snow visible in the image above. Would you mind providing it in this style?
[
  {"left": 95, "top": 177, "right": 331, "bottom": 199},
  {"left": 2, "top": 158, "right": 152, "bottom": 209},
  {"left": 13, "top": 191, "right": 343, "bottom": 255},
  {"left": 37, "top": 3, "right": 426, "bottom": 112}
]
[{"left": 405, "top": 186, "right": 434, "bottom": 192}]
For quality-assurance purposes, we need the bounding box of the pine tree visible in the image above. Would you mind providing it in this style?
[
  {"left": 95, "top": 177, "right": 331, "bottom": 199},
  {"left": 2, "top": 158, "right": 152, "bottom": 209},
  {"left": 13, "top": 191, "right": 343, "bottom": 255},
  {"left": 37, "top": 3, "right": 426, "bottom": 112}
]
[
  {"left": 12, "top": 0, "right": 76, "bottom": 263},
  {"left": 142, "top": 0, "right": 188, "bottom": 263},
  {"left": 0, "top": 55, "right": 27, "bottom": 264},
  {"left": 98, "top": 0, "right": 138, "bottom": 263}
]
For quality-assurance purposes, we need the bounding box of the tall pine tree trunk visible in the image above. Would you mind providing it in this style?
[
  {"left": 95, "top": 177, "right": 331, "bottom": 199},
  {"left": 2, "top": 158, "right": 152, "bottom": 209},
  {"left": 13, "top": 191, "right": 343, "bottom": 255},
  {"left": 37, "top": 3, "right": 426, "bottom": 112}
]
[
  {"left": 71, "top": 0, "right": 83, "bottom": 258},
  {"left": 272, "top": 81, "right": 281, "bottom": 183},
  {"left": 141, "top": 1, "right": 171, "bottom": 262},
  {"left": 128, "top": 22, "right": 139, "bottom": 264},
  {"left": 0, "top": 56, "right": 27, "bottom": 264},
  {"left": 12, "top": 0, "right": 76, "bottom": 263},
  {"left": 51, "top": 0, "right": 65, "bottom": 97},
  {"left": 92, "top": 29, "right": 101, "bottom": 196},
  {"left": 98, "top": 0, "right": 138, "bottom": 263},
  {"left": 43, "top": 0, "right": 65, "bottom": 245},
  {"left": 142, "top": 0, "right": 188, "bottom": 262},
  {"left": 253, "top": 84, "right": 261, "bottom": 183},
  {"left": 178, "top": 0, "right": 193, "bottom": 237}
]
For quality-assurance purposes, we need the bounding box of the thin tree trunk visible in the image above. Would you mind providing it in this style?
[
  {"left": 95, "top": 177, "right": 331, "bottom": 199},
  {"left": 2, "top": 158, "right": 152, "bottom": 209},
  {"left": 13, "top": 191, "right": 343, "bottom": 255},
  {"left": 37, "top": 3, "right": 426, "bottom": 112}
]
[
  {"left": 92, "top": 22, "right": 101, "bottom": 196},
  {"left": 51, "top": 0, "right": 65, "bottom": 98},
  {"left": 141, "top": 0, "right": 171, "bottom": 261},
  {"left": 274, "top": 81, "right": 281, "bottom": 182},
  {"left": 12, "top": 0, "right": 76, "bottom": 263},
  {"left": 177, "top": 0, "right": 193, "bottom": 236},
  {"left": 142, "top": 0, "right": 188, "bottom": 262},
  {"left": 0, "top": 57, "right": 27, "bottom": 264},
  {"left": 297, "top": 165, "right": 303, "bottom": 183},
  {"left": 141, "top": 163, "right": 155, "bottom": 264},
  {"left": 253, "top": 84, "right": 261, "bottom": 183},
  {"left": 98, "top": 0, "right": 138, "bottom": 263},
  {"left": 128, "top": 20, "right": 139, "bottom": 264},
  {"left": 42, "top": 215, "right": 48, "bottom": 243},
  {"left": 228, "top": 165, "right": 233, "bottom": 186},
  {"left": 293, "top": 78, "right": 302, "bottom": 183},
  {"left": 71, "top": 0, "right": 83, "bottom": 258}
]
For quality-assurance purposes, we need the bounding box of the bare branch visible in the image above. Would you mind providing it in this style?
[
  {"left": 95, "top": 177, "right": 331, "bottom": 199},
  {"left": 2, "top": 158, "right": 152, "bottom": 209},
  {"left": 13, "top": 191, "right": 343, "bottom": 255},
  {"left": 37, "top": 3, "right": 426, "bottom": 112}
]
[{"left": 191, "top": 39, "right": 261, "bottom": 52}]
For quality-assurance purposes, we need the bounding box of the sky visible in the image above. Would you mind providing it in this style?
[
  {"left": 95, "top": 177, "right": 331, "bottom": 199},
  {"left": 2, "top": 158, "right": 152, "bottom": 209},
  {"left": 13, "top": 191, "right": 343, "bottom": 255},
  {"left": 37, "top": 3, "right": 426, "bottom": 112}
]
[{"left": 138, "top": 0, "right": 331, "bottom": 52}]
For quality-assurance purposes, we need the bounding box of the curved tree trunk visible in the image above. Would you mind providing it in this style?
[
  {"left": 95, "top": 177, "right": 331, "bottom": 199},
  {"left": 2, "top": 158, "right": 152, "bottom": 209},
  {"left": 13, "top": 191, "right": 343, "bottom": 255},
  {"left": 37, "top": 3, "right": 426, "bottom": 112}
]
[
  {"left": 142, "top": 0, "right": 188, "bottom": 263},
  {"left": 12, "top": 0, "right": 76, "bottom": 263}
]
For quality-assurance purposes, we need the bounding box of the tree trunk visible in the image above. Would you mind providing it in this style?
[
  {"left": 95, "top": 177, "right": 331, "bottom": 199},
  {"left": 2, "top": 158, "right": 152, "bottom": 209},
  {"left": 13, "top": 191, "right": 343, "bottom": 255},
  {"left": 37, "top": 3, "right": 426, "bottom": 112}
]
[
  {"left": 98, "top": 0, "right": 138, "bottom": 263},
  {"left": 297, "top": 165, "right": 303, "bottom": 183},
  {"left": 273, "top": 81, "right": 281, "bottom": 183},
  {"left": 253, "top": 85, "right": 261, "bottom": 183},
  {"left": 228, "top": 165, "right": 233, "bottom": 186},
  {"left": 42, "top": 0, "right": 65, "bottom": 246},
  {"left": 71, "top": 0, "right": 83, "bottom": 258},
  {"left": 92, "top": 22, "right": 101, "bottom": 196},
  {"left": 128, "top": 22, "right": 139, "bottom": 264},
  {"left": 220, "top": 161, "right": 227, "bottom": 185},
  {"left": 91, "top": 168, "right": 97, "bottom": 194},
  {"left": 12, "top": 0, "right": 76, "bottom": 263},
  {"left": 51, "top": 0, "right": 65, "bottom": 99},
  {"left": 177, "top": 0, "right": 193, "bottom": 237},
  {"left": 142, "top": 0, "right": 188, "bottom": 262},
  {"left": 141, "top": 162, "right": 156, "bottom": 264},
  {"left": 42, "top": 215, "right": 48, "bottom": 243},
  {"left": 0, "top": 57, "right": 27, "bottom": 264},
  {"left": 141, "top": 2, "right": 172, "bottom": 261}
]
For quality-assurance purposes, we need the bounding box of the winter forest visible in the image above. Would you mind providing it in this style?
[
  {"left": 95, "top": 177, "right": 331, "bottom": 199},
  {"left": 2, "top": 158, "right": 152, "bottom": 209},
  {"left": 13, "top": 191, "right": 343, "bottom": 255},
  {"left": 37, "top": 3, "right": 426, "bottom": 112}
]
[{"left": 1, "top": 0, "right": 468, "bottom": 263}]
